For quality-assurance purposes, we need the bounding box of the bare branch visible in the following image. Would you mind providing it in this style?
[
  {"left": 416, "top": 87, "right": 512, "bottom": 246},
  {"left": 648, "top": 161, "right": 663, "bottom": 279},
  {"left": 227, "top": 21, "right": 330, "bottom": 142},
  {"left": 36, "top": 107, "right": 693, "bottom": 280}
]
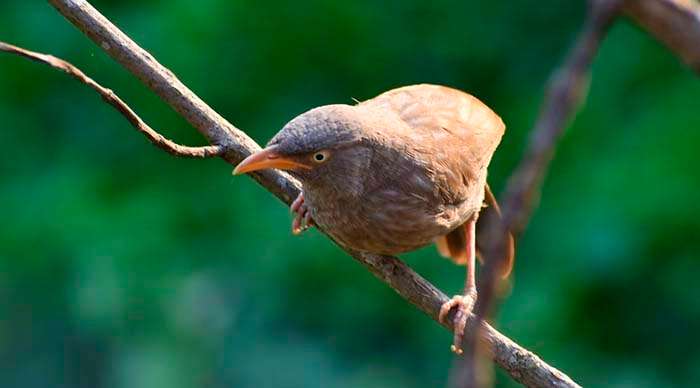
[
  {"left": 0, "top": 0, "right": 582, "bottom": 386},
  {"left": 360, "top": 253, "right": 582, "bottom": 388},
  {"left": 623, "top": 0, "right": 700, "bottom": 74},
  {"left": 458, "top": 0, "right": 622, "bottom": 384},
  {"left": 455, "top": 0, "right": 700, "bottom": 384},
  {"left": 454, "top": 0, "right": 623, "bottom": 386},
  {"left": 0, "top": 41, "right": 223, "bottom": 158},
  {"left": 47, "top": 0, "right": 299, "bottom": 205},
  {"left": 501, "top": 0, "right": 622, "bottom": 235}
]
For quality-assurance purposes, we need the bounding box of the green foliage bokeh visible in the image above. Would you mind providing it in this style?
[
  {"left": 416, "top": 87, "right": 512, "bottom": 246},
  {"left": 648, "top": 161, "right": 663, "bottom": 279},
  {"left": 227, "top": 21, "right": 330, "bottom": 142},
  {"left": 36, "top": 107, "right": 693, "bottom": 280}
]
[{"left": 1, "top": 1, "right": 699, "bottom": 387}]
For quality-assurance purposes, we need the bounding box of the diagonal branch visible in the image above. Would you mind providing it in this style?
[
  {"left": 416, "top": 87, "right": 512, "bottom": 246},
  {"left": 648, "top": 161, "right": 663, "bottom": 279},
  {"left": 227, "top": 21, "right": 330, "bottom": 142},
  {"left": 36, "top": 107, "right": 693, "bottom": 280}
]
[
  {"left": 49, "top": 0, "right": 302, "bottom": 206},
  {"left": 499, "top": 0, "right": 622, "bottom": 237},
  {"left": 0, "top": 41, "right": 222, "bottom": 158},
  {"left": 456, "top": 2, "right": 700, "bottom": 386},
  {"left": 2, "top": 0, "right": 581, "bottom": 386},
  {"left": 454, "top": 1, "right": 622, "bottom": 386}
]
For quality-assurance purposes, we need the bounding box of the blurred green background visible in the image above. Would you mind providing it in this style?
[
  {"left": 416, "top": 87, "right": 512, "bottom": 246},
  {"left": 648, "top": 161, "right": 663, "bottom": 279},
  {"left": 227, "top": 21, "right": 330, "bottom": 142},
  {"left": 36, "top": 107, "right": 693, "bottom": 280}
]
[{"left": 1, "top": 1, "right": 699, "bottom": 387}]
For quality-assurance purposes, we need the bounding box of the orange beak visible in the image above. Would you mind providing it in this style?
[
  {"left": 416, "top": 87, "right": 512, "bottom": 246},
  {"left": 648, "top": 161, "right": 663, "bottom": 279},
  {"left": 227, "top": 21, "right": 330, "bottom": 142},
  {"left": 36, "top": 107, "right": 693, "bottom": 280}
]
[{"left": 233, "top": 146, "right": 310, "bottom": 175}]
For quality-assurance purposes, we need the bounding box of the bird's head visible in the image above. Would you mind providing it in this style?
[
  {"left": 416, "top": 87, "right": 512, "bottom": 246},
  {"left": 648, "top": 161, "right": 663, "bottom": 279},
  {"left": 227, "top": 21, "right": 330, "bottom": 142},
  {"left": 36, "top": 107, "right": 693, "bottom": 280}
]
[{"left": 233, "top": 104, "right": 376, "bottom": 189}]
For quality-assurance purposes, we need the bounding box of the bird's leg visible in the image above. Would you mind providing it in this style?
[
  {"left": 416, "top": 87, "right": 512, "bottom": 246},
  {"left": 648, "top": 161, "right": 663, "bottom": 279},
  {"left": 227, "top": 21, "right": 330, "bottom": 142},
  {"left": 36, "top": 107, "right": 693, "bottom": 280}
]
[
  {"left": 438, "top": 216, "right": 477, "bottom": 355},
  {"left": 291, "top": 191, "right": 315, "bottom": 235}
]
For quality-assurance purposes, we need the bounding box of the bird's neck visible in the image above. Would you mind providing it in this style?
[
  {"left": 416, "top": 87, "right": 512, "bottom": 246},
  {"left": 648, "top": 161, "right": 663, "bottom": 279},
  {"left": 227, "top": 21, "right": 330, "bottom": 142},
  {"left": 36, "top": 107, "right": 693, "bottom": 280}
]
[{"left": 303, "top": 178, "right": 362, "bottom": 204}]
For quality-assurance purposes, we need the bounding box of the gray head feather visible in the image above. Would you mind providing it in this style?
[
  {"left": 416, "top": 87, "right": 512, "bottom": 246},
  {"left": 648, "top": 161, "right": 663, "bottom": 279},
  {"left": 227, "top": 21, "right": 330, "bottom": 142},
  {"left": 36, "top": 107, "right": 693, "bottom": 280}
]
[{"left": 268, "top": 104, "right": 367, "bottom": 155}]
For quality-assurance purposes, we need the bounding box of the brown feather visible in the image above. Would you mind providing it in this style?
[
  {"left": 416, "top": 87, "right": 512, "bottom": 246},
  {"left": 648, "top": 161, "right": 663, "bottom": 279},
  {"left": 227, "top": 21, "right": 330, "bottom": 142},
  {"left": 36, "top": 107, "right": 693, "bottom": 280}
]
[
  {"left": 435, "top": 234, "right": 452, "bottom": 258},
  {"left": 446, "top": 228, "right": 467, "bottom": 263},
  {"left": 435, "top": 184, "right": 515, "bottom": 278}
]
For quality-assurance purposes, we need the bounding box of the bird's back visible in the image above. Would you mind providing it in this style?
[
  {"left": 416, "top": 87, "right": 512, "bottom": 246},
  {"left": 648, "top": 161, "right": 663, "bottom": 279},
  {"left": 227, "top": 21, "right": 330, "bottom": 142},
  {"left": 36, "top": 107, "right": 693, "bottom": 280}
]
[
  {"left": 362, "top": 84, "right": 504, "bottom": 166},
  {"left": 361, "top": 84, "right": 505, "bottom": 212}
]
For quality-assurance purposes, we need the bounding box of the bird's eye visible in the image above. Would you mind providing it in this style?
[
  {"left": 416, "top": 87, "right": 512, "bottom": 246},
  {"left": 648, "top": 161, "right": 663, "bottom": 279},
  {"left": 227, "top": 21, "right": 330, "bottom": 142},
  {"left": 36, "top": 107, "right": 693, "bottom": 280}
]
[{"left": 312, "top": 151, "right": 329, "bottom": 163}]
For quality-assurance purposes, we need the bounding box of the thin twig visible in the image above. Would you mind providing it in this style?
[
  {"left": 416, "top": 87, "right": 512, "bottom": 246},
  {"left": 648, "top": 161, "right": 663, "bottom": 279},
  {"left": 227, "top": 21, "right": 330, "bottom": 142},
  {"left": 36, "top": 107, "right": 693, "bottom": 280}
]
[
  {"left": 0, "top": 41, "right": 223, "bottom": 158},
  {"left": 28, "top": 0, "right": 582, "bottom": 386},
  {"left": 454, "top": 0, "right": 623, "bottom": 387}
]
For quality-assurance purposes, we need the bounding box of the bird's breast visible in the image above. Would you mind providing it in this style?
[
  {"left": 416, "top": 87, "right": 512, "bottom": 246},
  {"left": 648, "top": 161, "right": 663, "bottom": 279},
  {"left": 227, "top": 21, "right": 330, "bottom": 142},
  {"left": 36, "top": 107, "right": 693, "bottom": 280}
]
[{"left": 304, "top": 178, "right": 478, "bottom": 255}]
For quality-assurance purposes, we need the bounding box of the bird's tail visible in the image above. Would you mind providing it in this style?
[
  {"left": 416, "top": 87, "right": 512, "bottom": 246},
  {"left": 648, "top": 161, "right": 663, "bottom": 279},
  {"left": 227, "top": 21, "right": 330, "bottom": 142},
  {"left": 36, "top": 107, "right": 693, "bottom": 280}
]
[{"left": 434, "top": 184, "right": 515, "bottom": 278}]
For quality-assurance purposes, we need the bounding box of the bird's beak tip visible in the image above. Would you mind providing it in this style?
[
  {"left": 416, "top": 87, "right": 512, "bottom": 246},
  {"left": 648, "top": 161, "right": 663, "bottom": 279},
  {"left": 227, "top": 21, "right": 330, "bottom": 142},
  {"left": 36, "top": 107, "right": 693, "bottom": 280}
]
[
  {"left": 232, "top": 146, "right": 307, "bottom": 175},
  {"left": 231, "top": 166, "right": 245, "bottom": 175},
  {"left": 232, "top": 148, "right": 272, "bottom": 176}
]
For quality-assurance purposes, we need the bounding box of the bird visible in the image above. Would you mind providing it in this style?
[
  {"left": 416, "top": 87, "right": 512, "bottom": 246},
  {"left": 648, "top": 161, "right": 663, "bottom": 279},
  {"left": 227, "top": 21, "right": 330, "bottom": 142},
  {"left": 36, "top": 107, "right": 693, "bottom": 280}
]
[{"left": 233, "top": 84, "right": 514, "bottom": 354}]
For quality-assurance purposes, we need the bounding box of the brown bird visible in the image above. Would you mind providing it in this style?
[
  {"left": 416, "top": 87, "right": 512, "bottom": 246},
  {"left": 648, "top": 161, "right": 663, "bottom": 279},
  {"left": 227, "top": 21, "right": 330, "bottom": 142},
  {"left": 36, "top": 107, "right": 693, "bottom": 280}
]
[{"left": 234, "top": 84, "right": 514, "bottom": 353}]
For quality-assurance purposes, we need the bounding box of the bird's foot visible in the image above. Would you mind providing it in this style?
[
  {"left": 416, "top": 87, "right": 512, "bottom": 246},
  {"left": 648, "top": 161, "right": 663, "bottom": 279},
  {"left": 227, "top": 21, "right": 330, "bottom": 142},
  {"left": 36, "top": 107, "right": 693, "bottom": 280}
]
[
  {"left": 291, "top": 192, "right": 315, "bottom": 235},
  {"left": 438, "top": 288, "right": 477, "bottom": 355}
]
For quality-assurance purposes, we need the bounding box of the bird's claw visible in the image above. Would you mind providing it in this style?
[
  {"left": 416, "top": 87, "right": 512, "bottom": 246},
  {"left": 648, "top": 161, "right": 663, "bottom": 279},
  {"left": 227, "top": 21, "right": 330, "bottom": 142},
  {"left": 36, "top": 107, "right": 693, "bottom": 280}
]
[
  {"left": 291, "top": 192, "right": 315, "bottom": 235},
  {"left": 438, "top": 289, "right": 477, "bottom": 355}
]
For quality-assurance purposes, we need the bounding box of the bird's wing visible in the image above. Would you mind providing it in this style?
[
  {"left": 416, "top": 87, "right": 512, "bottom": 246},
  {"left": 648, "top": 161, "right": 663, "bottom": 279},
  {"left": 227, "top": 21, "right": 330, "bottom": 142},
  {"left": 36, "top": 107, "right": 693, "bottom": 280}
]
[
  {"left": 362, "top": 84, "right": 506, "bottom": 204},
  {"left": 362, "top": 84, "right": 505, "bottom": 150},
  {"left": 366, "top": 85, "right": 513, "bottom": 275}
]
